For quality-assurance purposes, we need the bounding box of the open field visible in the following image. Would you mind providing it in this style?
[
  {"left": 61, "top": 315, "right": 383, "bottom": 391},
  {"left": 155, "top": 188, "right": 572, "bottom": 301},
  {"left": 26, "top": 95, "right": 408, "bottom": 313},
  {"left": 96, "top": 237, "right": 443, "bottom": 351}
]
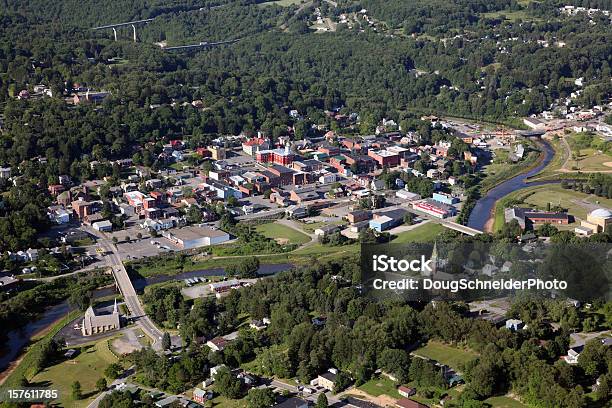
[
  {"left": 255, "top": 222, "right": 311, "bottom": 245},
  {"left": 393, "top": 222, "right": 445, "bottom": 243},
  {"left": 413, "top": 341, "right": 478, "bottom": 370},
  {"left": 485, "top": 396, "right": 529, "bottom": 408},
  {"left": 565, "top": 133, "right": 612, "bottom": 172},
  {"left": 358, "top": 376, "right": 402, "bottom": 399},
  {"left": 31, "top": 339, "right": 119, "bottom": 408},
  {"left": 481, "top": 9, "right": 540, "bottom": 21}
]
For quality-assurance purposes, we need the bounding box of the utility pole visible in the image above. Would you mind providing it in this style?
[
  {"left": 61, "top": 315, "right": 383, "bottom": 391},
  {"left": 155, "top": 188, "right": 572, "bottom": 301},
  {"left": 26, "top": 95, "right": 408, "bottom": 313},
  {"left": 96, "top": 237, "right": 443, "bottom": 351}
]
[
  {"left": 112, "top": 27, "right": 117, "bottom": 41},
  {"left": 132, "top": 24, "right": 137, "bottom": 42}
]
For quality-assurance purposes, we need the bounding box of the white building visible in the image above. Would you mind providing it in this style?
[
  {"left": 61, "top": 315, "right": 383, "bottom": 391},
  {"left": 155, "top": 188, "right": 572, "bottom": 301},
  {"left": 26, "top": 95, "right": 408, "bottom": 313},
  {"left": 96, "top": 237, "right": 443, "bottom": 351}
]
[
  {"left": 92, "top": 220, "right": 113, "bottom": 232},
  {"left": 162, "top": 226, "right": 230, "bottom": 249}
]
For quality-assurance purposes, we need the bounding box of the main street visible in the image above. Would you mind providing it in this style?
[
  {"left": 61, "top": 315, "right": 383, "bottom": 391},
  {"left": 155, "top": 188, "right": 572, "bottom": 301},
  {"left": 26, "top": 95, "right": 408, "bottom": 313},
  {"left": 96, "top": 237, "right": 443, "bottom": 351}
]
[{"left": 83, "top": 226, "right": 164, "bottom": 350}]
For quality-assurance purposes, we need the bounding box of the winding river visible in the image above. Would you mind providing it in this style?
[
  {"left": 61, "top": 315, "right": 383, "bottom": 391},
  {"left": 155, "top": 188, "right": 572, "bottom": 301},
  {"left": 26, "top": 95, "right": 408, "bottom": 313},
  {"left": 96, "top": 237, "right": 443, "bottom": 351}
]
[{"left": 467, "top": 138, "right": 556, "bottom": 231}]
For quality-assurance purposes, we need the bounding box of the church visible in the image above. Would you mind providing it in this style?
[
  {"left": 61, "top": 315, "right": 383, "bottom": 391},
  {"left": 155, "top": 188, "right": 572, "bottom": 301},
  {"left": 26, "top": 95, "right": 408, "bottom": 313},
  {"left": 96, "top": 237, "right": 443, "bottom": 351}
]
[{"left": 81, "top": 299, "right": 121, "bottom": 336}]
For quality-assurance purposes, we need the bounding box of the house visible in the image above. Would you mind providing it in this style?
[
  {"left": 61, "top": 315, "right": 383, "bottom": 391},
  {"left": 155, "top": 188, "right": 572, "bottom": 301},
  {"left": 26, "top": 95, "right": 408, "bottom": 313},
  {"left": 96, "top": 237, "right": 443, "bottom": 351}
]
[
  {"left": 314, "top": 225, "right": 342, "bottom": 237},
  {"left": 193, "top": 388, "right": 213, "bottom": 404},
  {"left": 285, "top": 205, "right": 308, "bottom": 219},
  {"left": 290, "top": 187, "right": 320, "bottom": 204},
  {"left": 563, "top": 348, "right": 582, "bottom": 364},
  {"left": 209, "top": 279, "right": 241, "bottom": 296},
  {"left": 0, "top": 275, "right": 19, "bottom": 291},
  {"left": 0, "top": 167, "right": 11, "bottom": 179},
  {"left": 505, "top": 319, "right": 524, "bottom": 331},
  {"left": 311, "top": 316, "right": 327, "bottom": 326},
  {"left": 398, "top": 386, "right": 416, "bottom": 398},
  {"left": 155, "top": 396, "right": 180, "bottom": 408},
  {"left": 210, "top": 364, "right": 227, "bottom": 378},
  {"left": 249, "top": 319, "right": 268, "bottom": 330},
  {"left": 317, "top": 369, "right": 338, "bottom": 390},
  {"left": 395, "top": 398, "right": 428, "bottom": 408},
  {"left": 243, "top": 137, "right": 270, "bottom": 155},
  {"left": 207, "top": 337, "right": 229, "bottom": 352}
]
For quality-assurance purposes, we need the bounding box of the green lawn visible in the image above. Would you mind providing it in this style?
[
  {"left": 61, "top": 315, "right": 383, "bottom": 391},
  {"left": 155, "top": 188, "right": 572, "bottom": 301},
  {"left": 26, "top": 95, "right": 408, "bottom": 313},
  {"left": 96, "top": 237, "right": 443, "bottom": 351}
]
[
  {"left": 565, "top": 133, "right": 612, "bottom": 171},
  {"left": 393, "top": 222, "right": 445, "bottom": 243},
  {"left": 413, "top": 341, "right": 478, "bottom": 370},
  {"left": 358, "top": 376, "right": 401, "bottom": 399},
  {"left": 481, "top": 9, "right": 539, "bottom": 21},
  {"left": 209, "top": 395, "right": 248, "bottom": 407},
  {"left": 485, "top": 396, "right": 529, "bottom": 408},
  {"left": 255, "top": 222, "right": 311, "bottom": 245},
  {"left": 31, "top": 339, "right": 119, "bottom": 408}
]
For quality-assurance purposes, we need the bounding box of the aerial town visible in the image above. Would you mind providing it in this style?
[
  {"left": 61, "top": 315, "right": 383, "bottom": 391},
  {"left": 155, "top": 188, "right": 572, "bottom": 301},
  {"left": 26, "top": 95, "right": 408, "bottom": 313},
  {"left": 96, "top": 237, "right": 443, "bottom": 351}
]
[{"left": 0, "top": 1, "right": 611, "bottom": 408}]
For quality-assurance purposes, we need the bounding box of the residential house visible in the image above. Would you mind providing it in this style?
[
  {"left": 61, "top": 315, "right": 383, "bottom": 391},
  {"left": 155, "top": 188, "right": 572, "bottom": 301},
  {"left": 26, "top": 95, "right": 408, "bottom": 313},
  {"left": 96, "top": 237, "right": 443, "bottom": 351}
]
[{"left": 317, "top": 369, "right": 338, "bottom": 390}]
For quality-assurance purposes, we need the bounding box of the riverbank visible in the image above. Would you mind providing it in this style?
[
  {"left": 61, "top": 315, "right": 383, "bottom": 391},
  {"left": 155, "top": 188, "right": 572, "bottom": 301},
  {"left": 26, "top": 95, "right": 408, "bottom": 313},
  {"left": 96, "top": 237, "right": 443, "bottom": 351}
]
[
  {"left": 467, "top": 137, "right": 556, "bottom": 231},
  {"left": 0, "top": 309, "right": 80, "bottom": 387}
]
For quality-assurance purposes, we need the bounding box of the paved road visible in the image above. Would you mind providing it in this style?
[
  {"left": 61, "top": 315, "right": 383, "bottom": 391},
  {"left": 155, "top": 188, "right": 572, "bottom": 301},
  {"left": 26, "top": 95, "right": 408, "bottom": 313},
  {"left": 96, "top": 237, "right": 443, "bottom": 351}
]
[{"left": 83, "top": 226, "right": 164, "bottom": 351}]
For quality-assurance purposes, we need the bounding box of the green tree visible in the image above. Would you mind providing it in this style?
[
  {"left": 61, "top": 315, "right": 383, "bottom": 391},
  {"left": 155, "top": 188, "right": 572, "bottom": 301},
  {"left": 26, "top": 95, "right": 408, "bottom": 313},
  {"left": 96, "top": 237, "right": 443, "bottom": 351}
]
[
  {"left": 104, "top": 363, "right": 123, "bottom": 379},
  {"left": 246, "top": 388, "right": 275, "bottom": 408},
  {"left": 316, "top": 393, "right": 328, "bottom": 408},
  {"left": 96, "top": 377, "right": 108, "bottom": 392},
  {"left": 72, "top": 381, "right": 82, "bottom": 400},
  {"left": 162, "top": 332, "right": 171, "bottom": 350}
]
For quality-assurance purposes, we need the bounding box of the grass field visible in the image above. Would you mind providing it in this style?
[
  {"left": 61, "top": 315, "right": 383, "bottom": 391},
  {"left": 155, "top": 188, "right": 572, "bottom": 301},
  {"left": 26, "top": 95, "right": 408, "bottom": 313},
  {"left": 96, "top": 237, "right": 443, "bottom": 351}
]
[
  {"left": 566, "top": 133, "right": 612, "bottom": 172},
  {"left": 209, "top": 395, "right": 248, "bottom": 407},
  {"left": 485, "top": 396, "right": 529, "bottom": 408},
  {"left": 481, "top": 9, "right": 539, "bottom": 21},
  {"left": 358, "top": 376, "right": 402, "bottom": 399},
  {"left": 393, "top": 222, "right": 445, "bottom": 243},
  {"left": 31, "top": 339, "right": 119, "bottom": 408},
  {"left": 481, "top": 149, "right": 540, "bottom": 193},
  {"left": 531, "top": 136, "right": 568, "bottom": 179},
  {"left": 255, "top": 222, "right": 311, "bottom": 245},
  {"left": 413, "top": 341, "right": 478, "bottom": 370}
]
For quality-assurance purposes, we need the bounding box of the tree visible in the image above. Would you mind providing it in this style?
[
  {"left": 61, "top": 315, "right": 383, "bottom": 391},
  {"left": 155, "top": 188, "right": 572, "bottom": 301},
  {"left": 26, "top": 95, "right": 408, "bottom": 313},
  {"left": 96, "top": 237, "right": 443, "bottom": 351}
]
[
  {"left": 72, "top": 381, "right": 82, "bottom": 400},
  {"left": 246, "top": 388, "right": 275, "bottom": 408},
  {"left": 316, "top": 393, "right": 328, "bottom": 408},
  {"left": 104, "top": 363, "right": 123, "bottom": 379},
  {"left": 214, "top": 367, "right": 244, "bottom": 399},
  {"left": 96, "top": 377, "right": 108, "bottom": 392},
  {"left": 333, "top": 371, "right": 352, "bottom": 393},
  {"left": 112, "top": 237, "right": 118, "bottom": 244},
  {"left": 238, "top": 256, "right": 260, "bottom": 278},
  {"left": 162, "top": 332, "right": 171, "bottom": 350}
]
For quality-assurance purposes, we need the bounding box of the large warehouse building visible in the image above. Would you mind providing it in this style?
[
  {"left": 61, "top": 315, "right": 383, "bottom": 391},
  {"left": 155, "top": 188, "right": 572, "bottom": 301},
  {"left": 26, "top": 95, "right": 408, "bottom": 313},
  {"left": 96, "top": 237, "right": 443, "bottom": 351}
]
[{"left": 162, "top": 226, "right": 230, "bottom": 249}]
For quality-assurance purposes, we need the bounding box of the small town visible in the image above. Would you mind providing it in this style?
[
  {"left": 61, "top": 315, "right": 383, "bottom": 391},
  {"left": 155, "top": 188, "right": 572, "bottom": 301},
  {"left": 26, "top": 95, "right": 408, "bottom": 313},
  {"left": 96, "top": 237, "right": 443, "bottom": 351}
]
[{"left": 0, "top": 1, "right": 611, "bottom": 408}]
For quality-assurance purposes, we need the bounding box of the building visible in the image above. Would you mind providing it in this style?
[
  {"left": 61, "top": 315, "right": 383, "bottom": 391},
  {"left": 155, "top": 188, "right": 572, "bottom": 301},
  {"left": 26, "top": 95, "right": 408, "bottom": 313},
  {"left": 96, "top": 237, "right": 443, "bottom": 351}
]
[
  {"left": 369, "top": 209, "right": 408, "bottom": 232},
  {"left": 505, "top": 319, "right": 524, "bottom": 331},
  {"left": 0, "top": 167, "right": 11, "bottom": 179},
  {"left": 317, "top": 369, "right": 338, "bottom": 390},
  {"left": 398, "top": 386, "right": 416, "bottom": 398},
  {"left": 432, "top": 192, "right": 459, "bottom": 205},
  {"left": 193, "top": 388, "right": 213, "bottom": 404},
  {"left": 396, "top": 190, "right": 421, "bottom": 202},
  {"left": 413, "top": 199, "right": 457, "bottom": 219},
  {"left": 209, "top": 279, "right": 241, "bottom": 295},
  {"left": 346, "top": 210, "right": 371, "bottom": 224},
  {"left": 207, "top": 337, "right": 229, "bottom": 352},
  {"left": 505, "top": 207, "right": 570, "bottom": 230},
  {"left": 208, "top": 146, "right": 226, "bottom": 160},
  {"left": 0, "top": 275, "right": 19, "bottom": 291},
  {"left": 523, "top": 117, "right": 545, "bottom": 130},
  {"left": 395, "top": 398, "right": 428, "bottom": 408},
  {"left": 314, "top": 225, "right": 342, "bottom": 237},
  {"left": 162, "top": 226, "right": 230, "bottom": 249},
  {"left": 242, "top": 137, "right": 270, "bottom": 155},
  {"left": 82, "top": 300, "right": 120, "bottom": 336},
  {"left": 286, "top": 205, "right": 308, "bottom": 219},
  {"left": 92, "top": 220, "right": 113, "bottom": 232},
  {"left": 256, "top": 147, "right": 294, "bottom": 166},
  {"left": 580, "top": 208, "right": 612, "bottom": 233},
  {"left": 563, "top": 348, "right": 582, "bottom": 364},
  {"left": 71, "top": 199, "right": 93, "bottom": 219},
  {"left": 368, "top": 149, "right": 400, "bottom": 168}
]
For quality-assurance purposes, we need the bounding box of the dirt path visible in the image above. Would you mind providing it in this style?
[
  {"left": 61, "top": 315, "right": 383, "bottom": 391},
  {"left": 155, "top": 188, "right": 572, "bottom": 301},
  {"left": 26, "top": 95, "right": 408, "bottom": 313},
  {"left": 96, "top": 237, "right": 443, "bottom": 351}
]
[{"left": 339, "top": 388, "right": 397, "bottom": 407}]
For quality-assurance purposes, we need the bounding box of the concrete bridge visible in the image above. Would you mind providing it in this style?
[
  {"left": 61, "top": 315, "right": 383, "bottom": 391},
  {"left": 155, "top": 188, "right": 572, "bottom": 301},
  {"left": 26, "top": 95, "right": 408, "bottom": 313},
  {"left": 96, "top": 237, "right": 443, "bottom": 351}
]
[{"left": 92, "top": 18, "right": 154, "bottom": 42}]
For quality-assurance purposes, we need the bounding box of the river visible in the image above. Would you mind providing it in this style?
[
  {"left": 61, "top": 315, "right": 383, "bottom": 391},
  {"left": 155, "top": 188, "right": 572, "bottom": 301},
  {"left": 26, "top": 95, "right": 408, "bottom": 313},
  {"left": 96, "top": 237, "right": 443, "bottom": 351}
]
[
  {"left": 467, "top": 138, "right": 555, "bottom": 231},
  {"left": 0, "top": 263, "right": 293, "bottom": 377}
]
